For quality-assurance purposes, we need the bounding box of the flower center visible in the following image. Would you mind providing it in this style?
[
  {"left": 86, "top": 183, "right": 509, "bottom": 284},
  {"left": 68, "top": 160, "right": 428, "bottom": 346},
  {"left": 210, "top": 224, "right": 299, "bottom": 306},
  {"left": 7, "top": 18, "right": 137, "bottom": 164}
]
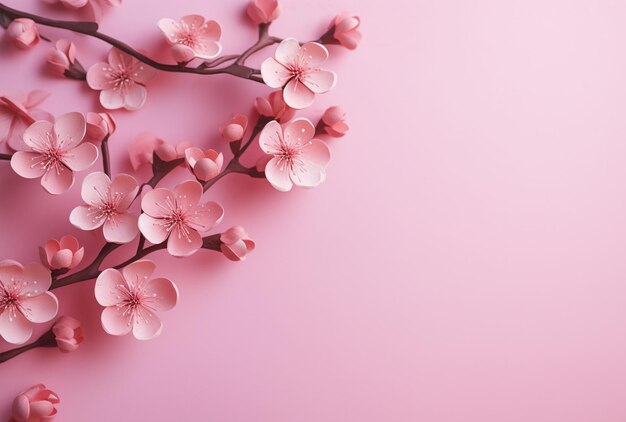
[
  {"left": 30, "top": 131, "right": 67, "bottom": 174},
  {"left": 89, "top": 187, "right": 126, "bottom": 225},
  {"left": 116, "top": 278, "right": 158, "bottom": 326},
  {"left": 0, "top": 277, "right": 40, "bottom": 321},
  {"left": 286, "top": 63, "right": 306, "bottom": 82}
]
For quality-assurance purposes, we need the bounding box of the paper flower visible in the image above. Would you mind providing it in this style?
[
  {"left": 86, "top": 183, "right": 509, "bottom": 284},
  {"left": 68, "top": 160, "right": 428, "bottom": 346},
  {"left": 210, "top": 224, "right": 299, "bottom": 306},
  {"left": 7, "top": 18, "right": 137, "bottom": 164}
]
[
  {"left": 254, "top": 90, "right": 295, "bottom": 123},
  {"left": 86, "top": 48, "right": 157, "bottom": 110},
  {"left": 10, "top": 112, "right": 98, "bottom": 195},
  {"left": 220, "top": 226, "right": 255, "bottom": 261},
  {"left": 10, "top": 384, "right": 60, "bottom": 422},
  {"left": 70, "top": 172, "right": 140, "bottom": 244},
  {"left": 331, "top": 14, "right": 361, "bottom": 50},
  {"left": 246, "top": 0, "right": 281, "bottom": 25},
  {"left": 259, "top": 118, "right": 331, "bottom": 191},
  {"left": 47, "top": 39, "right": 77, "bottom": 75},
  {"left": 127, "top": 132, "right": 189, "bottom": 170},
  {"left": 52, "top": 316, "right": 84, "bottom": 353},
  {"left": 42, "top": 0, "right": 121, "bottom": 22},
  {"left": 320, "top": 106, "right": 349, "bottom": 137},
  {"left": 6, "top": 19, "right": 40, "bottom": 50},
  {"left": 94, "top": 260, "right": 178, "bottom": 340},
  {"left": 158, "top": 15, "right": 222, "bottom": 62},
  {"left": 39, "top": 235, "right": 84, "bottom": 270},
  {"left": 138, "top": 180, "right": 224, "bottom": 257},
  {"left": 0, "top": 260, "right": 58, "bottom": 345},
  {"left": 220, "top": 114, "right": 248, "bottom": 142},
  {"left": 185, "top": 147, "right": 223, "bottom": 181},
  {"left": 85, "top": 112, "right": 116, "bottom": 143},
  {"left": 0, "top": 91, "right": 53, "bottom": 151},
  {"left": 261, "top": 38, "right": 337, "bottom": 109}
]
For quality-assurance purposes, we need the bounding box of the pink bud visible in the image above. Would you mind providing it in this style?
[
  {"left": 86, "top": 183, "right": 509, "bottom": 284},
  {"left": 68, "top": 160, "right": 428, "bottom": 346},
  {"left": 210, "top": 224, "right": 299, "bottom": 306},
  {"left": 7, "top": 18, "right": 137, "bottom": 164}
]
[
  {"left": 11, "top": 384, "right": 60, "bottom": 422},
  {"left": 220, "top": 226, "right": 256, "bottom": 261},
  {"left": 254, "top": 91, "right": 295, "bottom": 122},
  {"left": 321, "top": 106, "right": 349, "bottom": 137},
  {"left": 185, "top": 147, "right": 224, "bottom": 181},
  {"left": 220, "top": 114, "right": 248, "bottom": 142},
  {"left": 39, "top": 235, "right": 84, "bottom": 270},
  {"left": 52, "top": 316, "right": 84, "bottom": 353},
  {"left": 332, "top": 14, "right": 361, "bottom": 50},
  {"left": 47, "top": 39, "right": 76, "bottom": 75},
  {"left": 85, "top": 112, "right": 116, "bottom": 143},
  {"left": 7, "top": 19, "right": 40, "bottom": 50},
  {"left": 246, "top": 0, "right": 281, "bottom": 24}
]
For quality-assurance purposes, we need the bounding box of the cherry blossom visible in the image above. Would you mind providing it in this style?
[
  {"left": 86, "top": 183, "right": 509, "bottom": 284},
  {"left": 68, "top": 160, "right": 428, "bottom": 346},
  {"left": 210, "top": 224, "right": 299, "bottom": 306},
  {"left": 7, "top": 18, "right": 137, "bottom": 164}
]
[
  {"left": 158, "top": 15, "right": 222, "bottom": 61},
  {"left": 94, "top": 260, "right": 178, "bottom": 340},
  {"left": 220, "top": 226, "right": 255, "bottom": 261},
  {"left": 86, "top": 48, "right": 157, "bottom": 110},
  {"left": 10, "top": 384, "right": 59, "bottom": 422},
  {"left": 254, "top": 90, "right": 295, "bottom": 123},
  {"left": 6, "top": 19, "right": 39, "bottom": 50},
  {"left": 258, "top": 118, "right": 331, "bottom": 191},
  {"left": 47, "top": 39, "right": 77, "bottom": 75},
  {"left": 138, "top": 180, "right": 224, "bottom": 257},
  {"left": 185, "top": 147, "right": 223, "bottom": 181},
  {"left": 70, "top": 172, "right": 140, "bottom": 244},
  {"left": 85, "top": 112, "right": 116, "bottom": 143},
  {"left": 220, "top": 114, "right": 248, "bottom": 142},
  {"left": 0, "top": 260, "right": 58, "bottom": 345},
  {"left": 52, "top": 316, "right": 84, "bottom": 353},
  {"left": 246, "top": 0, "right": 281, "bottom": 25},
  {"left": 0, "top": 90, "right": 53, "bottom": 151},
  {"left": 320, "top": 106, "right": 349, "bottom": 137},
  {"left": 39, "top": 235, "right": 84, "bottom": 270},
  {"left": 10, "top": 112, "right": 99, "bottom": 195},
  {"left": 331, "top": 14, "right": 362, "bottom": 50},
  {"left": 261, "top": 38, "right": 337, "bottom": 109}
]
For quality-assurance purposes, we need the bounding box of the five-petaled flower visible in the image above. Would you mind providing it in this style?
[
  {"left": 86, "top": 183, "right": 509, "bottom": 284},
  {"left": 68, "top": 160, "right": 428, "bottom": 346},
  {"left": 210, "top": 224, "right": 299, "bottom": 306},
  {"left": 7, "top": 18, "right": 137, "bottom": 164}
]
[
  {"left": 0, "top": 90, "right": 53, "bottom": 151},
  {"left": 10, "top": 384, "right": 60, "bottom": 422},
  {"left": 86, "top": 48, "right": 157, "bottom": 110},
  {"left": 94, "top": 260, "right": 178, "bottom": 340},
  {"left": 259, "top": 118, "right": 331, "bottom": 191},
  {"left": 70, "top": 172, "right": 140, "bottom": 244},
  {"left": 0, "top": 260, "right": 58, "bottom": 345},
  {"left": 138, "top": 180, "right": 224, "bottom": 257},
  {"left": 11, "top": 112, "right": 99, "bottom": 195},
  {"left": 261, "top": 38, "right": 337, "bottom": 109},
  {"left": 158, "top": 15, "right": 222, "bottom": 62}
]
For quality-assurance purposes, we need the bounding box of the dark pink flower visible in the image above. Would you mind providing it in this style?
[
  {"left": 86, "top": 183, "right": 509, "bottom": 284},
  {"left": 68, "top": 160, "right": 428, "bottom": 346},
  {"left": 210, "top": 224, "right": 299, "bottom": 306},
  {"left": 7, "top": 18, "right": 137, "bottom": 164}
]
[
  {"left": 95, "top": 260, "right": 178, "bottom": 340},
  {"left": 158, "top": 15, "right": 222, "bottom": 61},
  {"left": 254, "top": 91, "right": 295, "bottom": 123},
  {"left": 185, "top": 147, "right": 224, "bottom": 181},
  {"left": 246, "top": 0, "right": 281, "bottom": 25},
  {"left": 10, "top": 384, "right": 59, "bottom": 422},
  {"left": 331, "top": 14, "right": 361, "bottom": 50},
  {"left": 320, "top": 106, "right": 349, "bottom": 137},
  {"left": 220, "top": 226, "right": 255, "bottom": 261},
  {"left": 138, "top": 180, "right": 224, "bottom": 257},
  {"left": 10, "top": 113, "right": 99, "bottom": 195},
  {"left": 86, "top": 48, "right": 157, "bottom": 110},
  {"left": 261, "top": 38, "right": 336, "bottom": 109},
  {"left": 52, "top": 316, "right": 84, "bottom": 353},
  {"left": 0, "top": 260, "right": 58, "bottom": 345},
  {"left": 0, "top": 91, "right": 53, "bottom": 150},
  {"left": 39, "top": 235, "right": 84, "bottom": 270},
  {"left": 6, "top": 19, "right": 40, "bottom": 50}
]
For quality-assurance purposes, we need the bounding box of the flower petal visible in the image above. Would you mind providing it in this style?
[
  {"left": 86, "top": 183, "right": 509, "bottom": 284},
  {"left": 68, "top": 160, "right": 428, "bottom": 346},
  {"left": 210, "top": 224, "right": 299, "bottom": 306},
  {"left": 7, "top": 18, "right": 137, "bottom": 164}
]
[
  {"left": 101, "top": 305, "right": 132, "bottom": 336},
  {"left": 22, "top": 120, "right": 54, "bottom": 150},
  {"left": 299, "top": 42, "right": 328, "bottom": 68},
  {"left": 41, "top": 165, "right": 74, "bottom": 195},
  {"left": 100, "top": 89, "right": 125, "bottom": 110},
  {"left": 264, "top": 156, "right": 293, "bottom": 192},
  {"left": 95, "top": 268, "right": 126, "bottom": 306},
  {"left": 282, "top": 79, "right": 315, "bottom": 109},
  {"left": 143, "top": 277, "right": 178, "bottom": 311},
  {"left": 131, "top": 63, "right": 157, "bottom": 85},
  {"left": 63, "top": 142, "right": 98, "bottom": 171},
  {"left": 21, "top": 262, "right": 52, "bottom": 294},
  {"left": 157, "top": 18, "right": 180, "bottom": 44},
  {"left": 123, "top": 84, "right": 147, "bottom": 110},
  {"left": 20, "top": 292, "right": 58, "bottom": 323},
  {"left": 261, "top": 57, "right": 290, "bottom": 88},
  {"left": 0, "top": 310, "right": 32, "bottom": 344},
  {"left": 111, "top": 173, "right": 139, "bottom": 210},
  {"left": 274, "top": 37, "right": 301, "bottom": 65},
  {"left": 199, "top": 19, "right": 221, "bottom": 40},
  {"left": 283, "top": 118, "right": 315, "bottom": 146},
  {"left": 86, "top": 62, "right": 113, "bottom": 90},
  {"left": 103, "top": 212, "right": 139, "bottom": 244},
  {"left": 54, "top": 112, "right": 86, "bottom": 150},
  {"left": 191, "top": 201, "right": 224, "bottom": 232},
  {"left": 301, "top": 138, "right": 331, "bottom": 167},
  {"left": 167, "top": 227, "right": 202, "bottom": 257},
  {"left": 50, "top": 249, "right": 72, "bottom": 269},
  {"left": 258, "top": 120, "right": 283, "bottom": 154},
  {"left": 302, "top": 69, "right": 337, "bottom": 94},
  {"left": 290, "top": 159, "right": 326, "bottom": 188},
  {"left": 141, "top": 188, "right": 175, "bottom": 218},
  {"left": 180, "top": 14, "right": 205, "bottom": 28},
  {"left": 132, "top": 309, "right": 162, "bottom": 340},
  {"left": 173, "top": 180, "right": 202, "bottom": 209},
  {"left": 138, "top": 214, "right": 169, "bottom": 244},
  {"left": 193, "top": 39, "right": 222, "bottom": 60},
  {"left": 122, "top": 260, "right": 155, "bottom": 286},
  {"left": 108, "top": 48, "right": 134, "bottom": 70},
  {"left": 10, "top": 151, "right": 46, "bottom": 179},
  {"left": 80, "top": 171, "right": 111, "bottom": 204},
  {"left": 70, "top": 205, "right": 105, "bottom": 230}
]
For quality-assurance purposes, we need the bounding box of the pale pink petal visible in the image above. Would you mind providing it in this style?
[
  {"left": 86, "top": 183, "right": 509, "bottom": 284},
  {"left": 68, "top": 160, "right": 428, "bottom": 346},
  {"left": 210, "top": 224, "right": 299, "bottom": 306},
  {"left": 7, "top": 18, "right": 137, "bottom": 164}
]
[
  {"left": 53, "top": 112, "right": 86, "bottom": 150},
  {"left": 100, "top": 89, "right": 125, "bottom": 110},
  {"left": 193, "top": 39, "right": 222, "bottom": 60},
  {"left": 81, "top": 171, "right": 111, "bottom": 204},
  {"left": 180, "top": 14, "right": 205, "bottom": 29},
  {"left": 22, "top": 120, "right": 54, "bottom": 150},
  {"left": 193, "top": 159, "right": 220, "bottom": 181},
  {"left": 258, "top": 120, "right": 283, "bottom": 154},
  {"left": 0, "top": 310, "right": 32, "bottom": 344},
  {"left": 274, "top": 37, "right": 301, "bottom": 66},
  {"left": 264, "top": 156, "right": 293, "bottom": 192},
  {"left": 63, "top": 143, "right": 98, "bottom": 171},
  {"left": 70, "top": 205, "right": 105, "bottom": 230},
  {"left": 130, "top": 63, "right": 157, "bottom": 85},
  {"left": 198, "top": 20, "right": 221, "bottom": 40},
  {"left": 143, "top": 277, "right": 178, "bottom": 311},
  {"left": 95, "top": 268, "right": 126, "bottom": 306},
  {"left": 141, "top": 188, "right": 175, "bottom": 217},
  {"left": 290, "top": 159, "right": 326, "bottom": 188},
  {"left": 122, "top": 260, "right": 156, "bottom": 285},
  {"left": 283, "top": 118, "right": 315, "bottom": 146},
  {"left": 138, "top": 214, "right": 169, "bottom": 244},
  {"left": 261, "top": 57, "right": 290, "bottom": 88},
  {"left": 184, "top": 147, "right": 203, "bottom": 167},
  {"left": 24, "top": 90, "right": 51, "bottom": 109},
  {"left": 171, "top": 44, "right": 195, "bottom": 62},
  {"left": 301, "top": 138, "right": 331, "bottom": 167},
  {"left": 42, "top": 239, "right": 60, "bottom": 263},
  {"left": 100, "top": 305, "right": 132, "bottom": 336},
  {"left": 50, "top": 250, "right": 72, "bottom": 269},
  {"left": 29, "top": 401, "right": 54, "bottom": 418},
  {"left": 7, "top": 119, "right": 29, "bottom": 151},
  {"left": 299, "top": 42, "right": 328, "bottom": 68},
  {"left": 157, "top": 18, "right": 180, "bottom": 44},
  {"left": 283, "top": 79, "right": 315, "bottom": 109},
  {"left": 221, "top": 240, "right": 248, "bottom": 261},
  {"left": 103, "top": 212, "right": 139, "bottom": 244},
  {"left": 21, "top": 262, "right": 52, "bottom": 293},
  {"left": 20, "top": 292, "right": 58, "bottom": 323},
  {"left": 173, "top": 180, "right": 202, "bottom": 209},
  {"left": 302, "top": 69, "right": 337, "bottom": 94},
  {"left": 108, "top": 48, "right": 134, "bottom": 70},
  {"left": 59, "top": 235, "right": 79, "bottom": 251},
  {"left": 111, "top": 173, "right": 139, "bottom": 210},
  {"left": 167, "top": 227, "right": 202, "bottom": 257},
  {"left": 0, "top": 260, "right": 22, "bottom": 283},
  {"left": 132, "top": 309, "right": 162, "bottom": 340},
  {"left": 11, "top": 151, "right": 46, "bottom": 179},
  {"left": 71, "top": 247, "right": 84, "bottom": 268},
  {"left": 191, "top": 201, "right": 224, "bottom": 232},
  {"left": 220, "top": 226, "right": 248, "bottom": 245},
  {"left": 86, "top": 63, "right": 113, "bottom": 90},
  {"left": 122, "top": 84, "right": 147, "bottom": 110},
  {"left": 41, "top": 165, "right": 74, "bottom": 194}
]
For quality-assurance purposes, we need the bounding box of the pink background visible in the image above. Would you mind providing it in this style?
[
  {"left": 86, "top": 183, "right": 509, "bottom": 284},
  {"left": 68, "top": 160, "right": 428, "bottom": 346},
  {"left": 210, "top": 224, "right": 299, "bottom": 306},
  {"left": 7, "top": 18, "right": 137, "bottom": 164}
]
[{"left": 2, "top": 0, "right": 626, "bottom": 420}]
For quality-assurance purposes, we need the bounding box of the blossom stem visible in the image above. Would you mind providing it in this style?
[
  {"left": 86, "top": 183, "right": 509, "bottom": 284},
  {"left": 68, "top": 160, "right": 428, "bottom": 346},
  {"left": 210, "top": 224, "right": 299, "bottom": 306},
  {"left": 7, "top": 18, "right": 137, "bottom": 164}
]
[
  {"left": 236, "top": 23, "right": 281, "bottom": 66},
  {"left": 101, "top": 135, "right": 110, "bottom": 177},
  {"left": 198, "top": 55, "right": 239, "bottom": 69},
  {"left": 0, "top": 328, "right": 56, "bottom": 364},
  {"left": 0, "top": 153, "right": 12, "bottom": 160}
]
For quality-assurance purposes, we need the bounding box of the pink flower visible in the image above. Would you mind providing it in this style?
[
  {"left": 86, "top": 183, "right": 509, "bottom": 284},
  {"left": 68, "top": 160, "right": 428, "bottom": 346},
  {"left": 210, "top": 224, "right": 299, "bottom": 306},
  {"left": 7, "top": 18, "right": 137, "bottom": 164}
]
[
  {"left": 220, "top": 226, "right": 255, "bottom": 261},
  {"left": 52, "top": 316, "right": 84, "bottom": 353},
  {"left": 70, "top": 172, "right": 140, "bottom": 244},
  {"left": 220, "top": 114, "right": 248, "bottom": 142},
  {"left": 47, "top": 39, "right": 76, "bottom": 75},
  {"left": 158, "top": 15, "right": 222, "bottom": 61},
  {"left": 320, "top": 106, "right": 349, "bottom": 137},
  {"left": 94, "top": 260, "right": 178, "bottom": 340},
  {"left": 39, "top": 235, "right": 84, "bottom": 270},
  {"left": 185, "top": 147, "right": 223, "bottom": 181},
  {"left": 261, "top": 38, "right": 337, "bottom": 109},
  {"left": 246, "top": 0, "right": 281, "bottom": 25},
  {"left": 6, "top": 19, "right": 40, "bottom": 50},
  {"left": 42, "top": 0, "right": 121, "bottom": 22},
  {"left": 10, "top": 113, "right": 99, "bottom": 195},
  {"left": 84, "top": 112, "right": 116, "bottom": 143},
  {"left": 155, "top": 141, "right": 190, "bottom": 162},
  {"left": 259, "top": 118, "right": 331, "bottom": 191},
  {"left": 0, "top": 90, "right": 53, "bottom": 150},
  {"left": 138, "top": 180, "right": 224, "bottom": 257},
  {"left": 86, "top": 48, "right": 157, "bottom": 110},
  {"left": 127, "top": 132, "right": 190, "bottom": 170},
  {"left": 254, "top": 91, "right": 295, "bottom": 123},
  {"left": 0, "top": 260, "right": 58, "bottom": 345},
  {"left": 42, "top": 0, "right": 88, "bottom": 8},
  {"left": 10, "top": 384, "right": 59, "bottom": 422},
  {"left": 331, "top": 14, "right": 362, "bottom": 50}
]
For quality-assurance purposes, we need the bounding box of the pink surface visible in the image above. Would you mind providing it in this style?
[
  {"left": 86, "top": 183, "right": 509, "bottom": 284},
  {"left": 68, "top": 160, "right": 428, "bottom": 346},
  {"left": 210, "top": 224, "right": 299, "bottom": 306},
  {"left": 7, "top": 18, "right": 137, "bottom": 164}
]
[{"left": 2, "top": 0, "right": 626, "bottom": 420}]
